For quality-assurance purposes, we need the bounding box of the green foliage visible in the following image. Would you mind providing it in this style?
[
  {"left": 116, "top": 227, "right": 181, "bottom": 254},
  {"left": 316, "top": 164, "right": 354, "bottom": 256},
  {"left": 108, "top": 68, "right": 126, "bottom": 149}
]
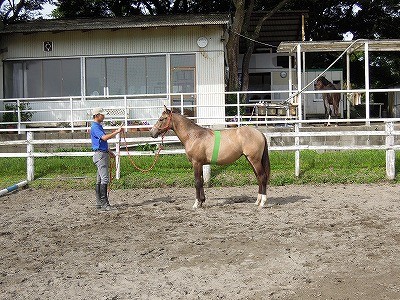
[
  {"left": 53, "top": 0, "right": 232, "bottom": 18},
  {"left": 2, "top": 102, "right": 34, "bottom": 123},
  {"left": 0, "top": 150, "right": 398, "bottom": 190},
  {"left": 134, "top": 143, "right": 158, "bottom": 152},
  {"left": 0, "top": 0, "right": 52, "bottom": 23}
]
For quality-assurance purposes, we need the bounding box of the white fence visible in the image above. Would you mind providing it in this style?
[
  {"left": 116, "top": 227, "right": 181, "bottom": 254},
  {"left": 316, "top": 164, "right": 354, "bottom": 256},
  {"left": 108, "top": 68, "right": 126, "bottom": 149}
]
[
  {"left": 1, "top": 87, "right": 400, "bottom": 134},
  {"left": 0, "top": 119, "right": 399, "bottom": 183},
  {"left": 1, "top": 88, "right": 400, "bottom": 184}
]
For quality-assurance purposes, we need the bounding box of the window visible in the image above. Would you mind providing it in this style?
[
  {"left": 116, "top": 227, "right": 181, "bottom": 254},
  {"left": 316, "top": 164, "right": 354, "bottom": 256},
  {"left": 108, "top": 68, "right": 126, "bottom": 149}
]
[
  {"left": 25, "top": 61, "right": 41, "bottom": 98},
  {"left": 43, "top": 60, "right": 61, "bottom": 97},
  {"left": 170, "top": 54, "right": 196, "bottom": 116},
  {"left": 61, "top": 59, "right": 81, "bottom": 96},
  {"left": 146, "top": 56, "right": 166, "bottom": 94},
  {"left": 4, "top": 59, "right": 81, "bottom": 98},
  {"left": 248, "top": 72, "right": 271, "bottom": 101},
  {"left": 3, "top": 55, "right": 187, "bottom": 99},
  {"left": 127, "top": 56, "right": 146, "bottom": 94},
  {"left": 4, "top": 62, "right": 23, "bottom": 98},
  {"left": 107, "top": 58, "right": 126, "bottom": 95},
  {"left": 86, "top": 58, "right": 106, "bottom": 96},
  {"left": 86, "top": 55, "right": 166, "bottom": 96},
  {"left": 126, "top": 56, "right": 166, "bottom": 95}
]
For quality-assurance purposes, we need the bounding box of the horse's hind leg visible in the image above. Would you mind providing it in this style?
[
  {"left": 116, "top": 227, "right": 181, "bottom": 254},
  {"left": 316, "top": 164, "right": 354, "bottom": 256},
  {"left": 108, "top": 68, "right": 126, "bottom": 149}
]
[
  {"left": 247, "top": 157, "right": 267, "bottom": 207},
  {"left": 257, "top": 167, "right": 267, "bottom": 207},
  {"left": 192, "top": 163, "right": 206, "bottom": 209}
]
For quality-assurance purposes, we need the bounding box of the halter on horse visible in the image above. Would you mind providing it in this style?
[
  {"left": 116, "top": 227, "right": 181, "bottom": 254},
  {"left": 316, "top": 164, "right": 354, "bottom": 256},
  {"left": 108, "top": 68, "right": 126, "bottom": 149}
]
[
  {"left": 314, "top": 76, "right": 341, "bottom": 121},
  {"left": 150, "top": 107, "right": 271, "bottom": 208}
]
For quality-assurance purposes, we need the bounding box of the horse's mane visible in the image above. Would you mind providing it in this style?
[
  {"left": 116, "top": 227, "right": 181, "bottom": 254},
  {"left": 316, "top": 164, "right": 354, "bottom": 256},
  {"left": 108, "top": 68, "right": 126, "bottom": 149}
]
[
  {"left": 172, "top": 112, "right": 205, "bottom": 130},
  {"left": 317, "top": 76, "right": 331, "bottom": 86}
]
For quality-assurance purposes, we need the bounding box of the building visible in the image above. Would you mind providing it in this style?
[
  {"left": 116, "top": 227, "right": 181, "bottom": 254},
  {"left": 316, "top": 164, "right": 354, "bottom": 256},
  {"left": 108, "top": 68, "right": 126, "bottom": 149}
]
[
  {"left": 239, "top": 11, "right": 343, "bottom": 119},
  {"left": 0, "top": 14, "right": 229, "bottom": 126}
]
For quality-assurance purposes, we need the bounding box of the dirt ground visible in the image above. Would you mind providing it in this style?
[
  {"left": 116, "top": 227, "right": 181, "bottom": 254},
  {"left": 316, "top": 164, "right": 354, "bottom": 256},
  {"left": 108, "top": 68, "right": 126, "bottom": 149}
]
[{"left": 1, "top": 183, "right": 400, "bottom": 300}]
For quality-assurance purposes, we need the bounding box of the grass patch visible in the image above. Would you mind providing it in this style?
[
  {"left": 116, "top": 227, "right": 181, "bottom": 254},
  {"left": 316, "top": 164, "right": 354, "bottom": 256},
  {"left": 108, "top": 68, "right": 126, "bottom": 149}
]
[{"left": 0, "top": 150, "right": 398, "bottom": 190}]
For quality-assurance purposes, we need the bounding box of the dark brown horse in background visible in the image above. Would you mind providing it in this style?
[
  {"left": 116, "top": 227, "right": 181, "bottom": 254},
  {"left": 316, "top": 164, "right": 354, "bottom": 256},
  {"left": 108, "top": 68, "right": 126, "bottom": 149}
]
[
  {"left": 314, "top": 76, "right": 341, "bottom": 122},
  {"left": 150, "top": 107, "right": 270, "bottom": 208}
]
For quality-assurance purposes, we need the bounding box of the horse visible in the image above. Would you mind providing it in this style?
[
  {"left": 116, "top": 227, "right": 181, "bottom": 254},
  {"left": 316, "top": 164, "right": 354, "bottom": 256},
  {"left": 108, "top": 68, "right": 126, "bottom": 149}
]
[
  {"left": 150, "top": 106, "right": 270, "bottom": 209},
  {"left": 314, "top": 76, "right": 341, "bottom": 122}
]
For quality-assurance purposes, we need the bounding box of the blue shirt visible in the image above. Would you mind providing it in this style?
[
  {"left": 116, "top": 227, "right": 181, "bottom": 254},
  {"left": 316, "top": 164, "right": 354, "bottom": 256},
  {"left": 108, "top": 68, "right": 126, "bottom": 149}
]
[{"left": 91, "top": 122, "right": 108, "bottom": 151}]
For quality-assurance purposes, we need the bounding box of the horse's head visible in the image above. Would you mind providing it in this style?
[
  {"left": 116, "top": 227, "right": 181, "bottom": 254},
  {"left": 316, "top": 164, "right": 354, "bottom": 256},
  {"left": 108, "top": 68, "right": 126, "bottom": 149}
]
[
  {"left": 314, "top": 76, "right": 330, "bottom": 90},
  {"left": 150, "top": 106, "right": 173, "bottom": 138}
]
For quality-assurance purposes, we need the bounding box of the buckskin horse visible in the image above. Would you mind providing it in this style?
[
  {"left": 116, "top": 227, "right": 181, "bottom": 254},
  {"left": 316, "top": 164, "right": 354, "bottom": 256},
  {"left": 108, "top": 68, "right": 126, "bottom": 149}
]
[
  {"left": 150, "top": 107, "right": 270, "bottom": 209},
  {"left": 314, "top": 76, "right": 341, "bottom": 122}
]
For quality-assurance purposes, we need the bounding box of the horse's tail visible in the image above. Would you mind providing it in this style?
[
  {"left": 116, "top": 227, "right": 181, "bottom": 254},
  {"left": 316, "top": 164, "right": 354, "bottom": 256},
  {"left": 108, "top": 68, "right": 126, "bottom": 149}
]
[{"left": 262, "top": 134, "right": 271, "bottom": 183}]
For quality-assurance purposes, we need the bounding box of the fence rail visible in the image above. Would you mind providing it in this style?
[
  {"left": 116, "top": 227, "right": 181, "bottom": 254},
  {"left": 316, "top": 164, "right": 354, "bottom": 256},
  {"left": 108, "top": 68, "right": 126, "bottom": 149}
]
[{"left": 0, "top": 119, "right": 399, "bottom": 183}]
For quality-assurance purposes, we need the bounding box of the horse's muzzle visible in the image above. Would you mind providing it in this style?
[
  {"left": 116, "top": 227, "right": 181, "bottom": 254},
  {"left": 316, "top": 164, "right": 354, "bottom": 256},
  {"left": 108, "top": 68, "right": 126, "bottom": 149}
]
[{"left": 150, "top": 127, "right": 159, "bottom": 138}]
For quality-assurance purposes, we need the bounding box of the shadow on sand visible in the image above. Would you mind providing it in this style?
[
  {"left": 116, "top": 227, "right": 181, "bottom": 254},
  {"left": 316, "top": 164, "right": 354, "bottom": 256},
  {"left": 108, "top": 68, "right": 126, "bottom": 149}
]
[
  {"left": 216, "top": 194, "right": 311, "bottom": 206},
  {"left": 114, "top": 194, "right": 311, "bottom": 209}
]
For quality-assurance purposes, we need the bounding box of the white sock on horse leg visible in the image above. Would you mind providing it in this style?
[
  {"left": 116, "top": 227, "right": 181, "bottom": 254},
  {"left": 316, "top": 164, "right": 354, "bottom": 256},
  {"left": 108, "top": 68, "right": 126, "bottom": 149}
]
[
  {"left": 255, "top": 194, "right": 262, "bottom": 205},
  {"left": 260, "top": 194, "right": 267, "bottom": 207},
  {"left": 193, "top": 199, "right": 202, "bottom": 209}
]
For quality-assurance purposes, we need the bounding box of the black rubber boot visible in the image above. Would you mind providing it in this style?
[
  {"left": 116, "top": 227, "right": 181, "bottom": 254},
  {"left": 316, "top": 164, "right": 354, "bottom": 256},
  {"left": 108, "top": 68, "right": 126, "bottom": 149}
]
[
  {"left": 99, "top": 184, "right": 116, "bottom": 211},
  {"left": 95, "top": 183, "right": 102, "bottom": 209}
]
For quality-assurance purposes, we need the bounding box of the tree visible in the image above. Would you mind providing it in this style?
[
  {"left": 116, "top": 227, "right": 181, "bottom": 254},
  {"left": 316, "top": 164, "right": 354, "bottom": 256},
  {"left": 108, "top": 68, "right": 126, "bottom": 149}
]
[
  {"left": 53, "top": 0, "right": 232, "bottom": 18},
  {"left": 239, "top": 0, "right": 291, "bottom": 94},
  {"left": 0, "top": 0, "right": 52, "bottom": 24},
  {"left": 53, "top": 0, "right": 400, "bottom": 89},
  {"left": 284, "top": 0, "right": 400, "bottom": 87}
]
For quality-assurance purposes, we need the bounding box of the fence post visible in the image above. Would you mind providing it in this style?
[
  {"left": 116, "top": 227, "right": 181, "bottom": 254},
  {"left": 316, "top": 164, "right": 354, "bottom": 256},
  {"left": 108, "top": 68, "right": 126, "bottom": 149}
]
[
  {"left": 69, "top": 97, "right": 74, "bottom": 132},
  {"left": 27, "top": 131, "right": 34, "bottom": 181},
  {"left": 385, "top": 121, "right": 395, "bottom": 180},
  {"left": 115, "top": 133, "right": 121, "bottom": 180},
  {"left": 124, "top": 95, "right": 128, "bottom": 131},
  {"left": 295, "top": 123, "right": 300, "bottom": 177},
  {"left": 236, "top": 92, "right": 240, "bottom": 126},
  {"left": 17, "top": 99, "right": 21, "bottom": 134}
]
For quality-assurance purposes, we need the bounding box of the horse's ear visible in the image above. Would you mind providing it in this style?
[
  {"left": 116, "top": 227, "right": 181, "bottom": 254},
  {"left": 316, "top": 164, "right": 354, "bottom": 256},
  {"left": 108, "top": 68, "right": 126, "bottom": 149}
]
[{"left": 163, "top": 105, "right": 171, "bottom": 113}]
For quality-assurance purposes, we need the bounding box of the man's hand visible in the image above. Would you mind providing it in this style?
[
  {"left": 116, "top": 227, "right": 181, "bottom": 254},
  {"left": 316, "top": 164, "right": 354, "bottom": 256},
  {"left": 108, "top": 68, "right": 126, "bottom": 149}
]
[
  {"left": 114, "top": 126, "right": 123, "bottom": 134},
  {"left": 101, "top": 126, "right": 124, "bottom": 141}
]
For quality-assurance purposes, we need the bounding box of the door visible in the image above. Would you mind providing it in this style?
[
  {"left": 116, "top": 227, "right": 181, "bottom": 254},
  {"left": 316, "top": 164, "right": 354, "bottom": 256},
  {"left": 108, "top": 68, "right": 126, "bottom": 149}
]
[{"left": 171, "top": 67, "right": 196, "bottom": 117}]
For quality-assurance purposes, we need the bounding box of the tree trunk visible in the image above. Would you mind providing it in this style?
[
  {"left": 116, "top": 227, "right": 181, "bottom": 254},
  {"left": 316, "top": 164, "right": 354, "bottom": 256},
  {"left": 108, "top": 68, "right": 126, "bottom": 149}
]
[
  {"left": 226, "top": 0, "right": 246, "bottom": 92},
  {"left": 241, "top": 0, "right": 292, "bottom": 93}
]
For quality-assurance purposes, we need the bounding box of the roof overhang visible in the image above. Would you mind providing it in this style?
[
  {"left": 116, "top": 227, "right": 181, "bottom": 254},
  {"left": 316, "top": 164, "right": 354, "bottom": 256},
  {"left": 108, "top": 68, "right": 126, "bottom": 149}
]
[
  {"left": 240, "top": 10, "right": 308, "bottom": 53},
  {"left": 0, "top": 14, "right": 230, "bottom": 34},
  {"left": 277, "top": 39, "right": 400, "bottom": 53}
]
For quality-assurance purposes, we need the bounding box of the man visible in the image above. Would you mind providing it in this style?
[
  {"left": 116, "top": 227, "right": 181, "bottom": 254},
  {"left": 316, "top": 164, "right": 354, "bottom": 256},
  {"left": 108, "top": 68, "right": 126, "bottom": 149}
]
[{"left": 90, "top": 107, "right": 123, "bottom": 211}]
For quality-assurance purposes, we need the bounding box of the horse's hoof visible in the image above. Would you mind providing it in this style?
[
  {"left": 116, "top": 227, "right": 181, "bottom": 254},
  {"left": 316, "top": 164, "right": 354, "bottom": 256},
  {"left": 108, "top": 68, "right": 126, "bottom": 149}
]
[
  {"left": 259, "top": 195, "right": 267, "bottom": 208},
  {"left": 192, "top": 199, "right": 203, "bottom": 209},
  {"left": 255, "top": 194, "right": 262, "bottom": 206}
]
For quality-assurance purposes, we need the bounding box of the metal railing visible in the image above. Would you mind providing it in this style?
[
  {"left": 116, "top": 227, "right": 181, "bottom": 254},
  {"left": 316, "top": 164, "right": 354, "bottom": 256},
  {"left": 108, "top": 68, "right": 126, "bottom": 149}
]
[{"left": 1, "top": 87, "right": 400, "bottom": 133}]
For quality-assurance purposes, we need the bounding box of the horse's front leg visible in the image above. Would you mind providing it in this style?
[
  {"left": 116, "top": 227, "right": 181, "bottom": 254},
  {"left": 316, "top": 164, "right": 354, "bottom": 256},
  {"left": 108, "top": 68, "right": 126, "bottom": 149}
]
[
  {"left": 323, "top": 95, "right": 330, "bottom": 119},
  {"left": 324, "top": 96, "right": 333, "bottom": 126},
  {"left": 193, "top": 163, "right": 206, "bottom": 209}
]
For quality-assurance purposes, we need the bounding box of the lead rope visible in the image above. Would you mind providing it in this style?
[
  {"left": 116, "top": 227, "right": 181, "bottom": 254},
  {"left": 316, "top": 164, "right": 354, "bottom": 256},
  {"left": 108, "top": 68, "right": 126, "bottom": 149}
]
[
  {"left": 121, "top": 111, "right": 172, "bottom": 172},
  {"left": 120, "top": 129, "right": 164, "bottom": 173},
  {"left": 107, "top": 135, "right": 160, "bottom": 196},
  {"left": 108, "top": 112, "right": 172, "bottom": 193}
]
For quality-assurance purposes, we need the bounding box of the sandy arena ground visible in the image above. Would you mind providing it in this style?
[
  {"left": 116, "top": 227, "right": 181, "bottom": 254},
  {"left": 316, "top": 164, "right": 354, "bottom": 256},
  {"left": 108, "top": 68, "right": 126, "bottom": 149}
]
[{"left": 0, "top": 183, "right": 400, "bottom": 299}]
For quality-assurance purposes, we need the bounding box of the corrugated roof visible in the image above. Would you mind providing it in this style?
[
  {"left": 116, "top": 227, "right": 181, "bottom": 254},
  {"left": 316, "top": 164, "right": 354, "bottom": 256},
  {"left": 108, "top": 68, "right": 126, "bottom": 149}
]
[
  {"left": 0, "top": 14, "right": 230, "bottom": 34},
  {"left": 239, "top": 11, "right": 308, "bottom": 53}
]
